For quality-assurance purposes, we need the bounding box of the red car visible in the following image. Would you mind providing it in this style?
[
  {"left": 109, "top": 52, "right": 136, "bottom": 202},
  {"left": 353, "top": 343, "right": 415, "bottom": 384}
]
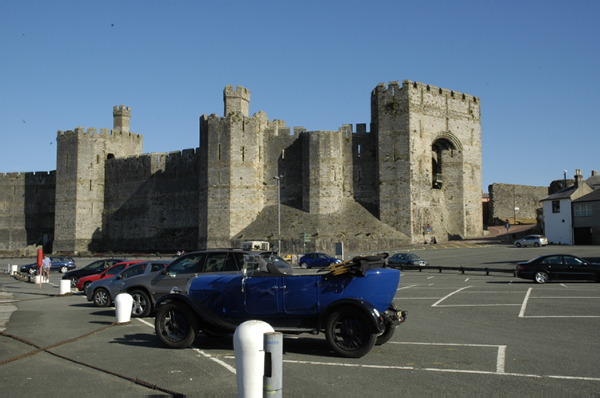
[{"left": 76, "top": 261, "right": 143, "bottom": 294}]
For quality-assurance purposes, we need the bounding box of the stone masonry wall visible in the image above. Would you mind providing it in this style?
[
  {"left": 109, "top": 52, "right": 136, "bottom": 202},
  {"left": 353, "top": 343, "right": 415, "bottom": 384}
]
[
  {"left": 488, "top": 183, "right": 548, "bottom": 224},
  {"left": 0, "top": 171, "right": 55, "bottom": 253}
]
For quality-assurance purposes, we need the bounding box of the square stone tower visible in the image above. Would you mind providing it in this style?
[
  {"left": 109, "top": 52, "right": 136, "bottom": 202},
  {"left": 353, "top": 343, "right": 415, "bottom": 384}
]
[{"left": 372, "top": 80, "right": 482, "bottom": 243}]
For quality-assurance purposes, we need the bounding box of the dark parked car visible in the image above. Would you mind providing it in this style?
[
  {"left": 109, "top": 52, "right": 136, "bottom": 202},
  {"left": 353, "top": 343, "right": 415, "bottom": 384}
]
[
  {"left": 153, "top": 254, "right": 406, "bottom": 358},
  {"left": 87, "top": 260, "right": 171, "bottom": 308},
  {"left": 119, "top": 250, "right": 292, "bottom": 318},
  {"left": 516, "top": 254, "right": 600, "bottom": 284},
  {"left": 20, "top": 256, "right": 76, "bottom": 274},
  {"left": 388, "top": 253, "right": 429, "bottom": 267},
  {"left": 62, "top": 258, "right": 128, "bottom": 287},
  {"left": 298, "top": 252, "right": 341, "bottom": 269}
]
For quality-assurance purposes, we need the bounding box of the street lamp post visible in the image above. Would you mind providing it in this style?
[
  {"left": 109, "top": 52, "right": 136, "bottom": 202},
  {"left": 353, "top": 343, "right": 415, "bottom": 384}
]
[{"left": 273, "top": 176, "right": 283, "bottom": 253}]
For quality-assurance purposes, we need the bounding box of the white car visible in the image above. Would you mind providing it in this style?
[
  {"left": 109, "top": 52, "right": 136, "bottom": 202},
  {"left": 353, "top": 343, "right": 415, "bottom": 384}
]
[{"left": 514, "top": 235, "right": 548, "bottom": 248}]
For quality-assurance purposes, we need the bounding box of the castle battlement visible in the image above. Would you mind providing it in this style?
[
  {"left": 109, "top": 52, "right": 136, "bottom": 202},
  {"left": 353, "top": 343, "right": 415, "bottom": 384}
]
[
  {"left": 408, "top": 80, "right": 479, "bottom": 103},
  {"left": 339, "top": 123, "right": 370, "bottom": 136},
  {"left": 57, "top": 127, "right": 142, "bottom": 142},
  {"left": 113, "top": 105, "right": 131, "bottom": 116}
]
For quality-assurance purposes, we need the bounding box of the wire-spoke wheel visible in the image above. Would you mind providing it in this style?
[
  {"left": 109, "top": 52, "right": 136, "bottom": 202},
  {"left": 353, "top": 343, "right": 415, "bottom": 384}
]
[
  {"left": 155, "top": 303, "right": 198, "bottom": 349},
  {"left": 325, "top": 306, "right": 377, "bottom": 358}
]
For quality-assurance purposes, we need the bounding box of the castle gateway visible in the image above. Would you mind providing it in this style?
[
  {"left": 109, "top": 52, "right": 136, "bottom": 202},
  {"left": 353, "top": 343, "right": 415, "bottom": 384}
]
[{"left": 0, "top": 80, "right": 482, "bottom": 255}]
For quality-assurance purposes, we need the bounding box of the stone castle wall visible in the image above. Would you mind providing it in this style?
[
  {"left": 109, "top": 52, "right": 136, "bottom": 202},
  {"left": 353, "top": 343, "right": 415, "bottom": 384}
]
[
  {"left": 488, "top": 183, "right": 548, "bottom": 224},
  {"left": 0, "top": 80, "right": 485, "bottom": 255},
  {"left": 0, "top": 171, "right": 55, "bottom": 252}
]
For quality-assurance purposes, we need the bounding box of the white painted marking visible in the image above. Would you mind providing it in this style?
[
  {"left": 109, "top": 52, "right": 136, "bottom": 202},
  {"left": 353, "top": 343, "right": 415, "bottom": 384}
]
[
  {"left": 435, "top": 304, "right": 522, "bottom": 307},
  {"left": 497, "top": 345, "right": 506, "bottom": 373},
  {"left": 432, "top": 286, "right": 471, "bottom": 307},
  {"left": 137, "top": 318, "right": 153, "bottom": 328},
  {"left": 193, "top": 348, "right": 237, "bottom": 374},
  {"left": 561, "top": 284, "right": 568, "bottom": 288},
  {"left": 427, "top": 276, "right": 435, "bottom": 280},
  {"left": 397, "top": 284, "right": 418, "bottom": 290},
  {"left": 465, "top": 278, "right": 470, "bottom": 282},
  {"left": 518, "top": 287, "right": 532, "bottom": 318}
]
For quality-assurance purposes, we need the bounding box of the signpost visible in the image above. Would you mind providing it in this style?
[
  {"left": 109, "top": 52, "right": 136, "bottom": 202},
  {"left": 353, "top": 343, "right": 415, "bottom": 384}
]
[{"left": 300, "top": 232, "right": 310, "bottom": 254}]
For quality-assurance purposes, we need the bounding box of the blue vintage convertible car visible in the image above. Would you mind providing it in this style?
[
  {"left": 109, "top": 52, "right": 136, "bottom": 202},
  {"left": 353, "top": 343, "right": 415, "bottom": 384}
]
[{"left": 154, "top": 252, "right": 406, "bottom": 358}]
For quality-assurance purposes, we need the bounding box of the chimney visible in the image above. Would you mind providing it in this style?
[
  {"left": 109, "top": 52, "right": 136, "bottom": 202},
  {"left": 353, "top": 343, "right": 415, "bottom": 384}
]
[
  {"left": 575, "top": 169, "right": 583, "bottom": 188},
  {"left": 592, "top": 170, "right": 597, "bottom": 177}
]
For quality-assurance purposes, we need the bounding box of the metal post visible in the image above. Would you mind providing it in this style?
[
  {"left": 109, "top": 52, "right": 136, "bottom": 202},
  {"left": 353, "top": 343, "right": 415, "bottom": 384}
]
[
  {"left": 263, "top": 332, "right": 283, "bottom": 397},
  {"left": 273, "top": 176, "right": 282, "bottom": 253}
]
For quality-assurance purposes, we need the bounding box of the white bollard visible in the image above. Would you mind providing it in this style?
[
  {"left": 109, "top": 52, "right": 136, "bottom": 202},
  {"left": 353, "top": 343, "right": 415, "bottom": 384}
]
[
  {"left": 59, "top": 279, "right": 71, "bottom": 295},
  {"left": 114, "top": 293, "right": 133, "bottom": 323},
  {"left": 10, "top": 265, "right": 17, "bottom": 275},
  {"left": 34, "top": 275, "right": 42, "bottom": 284},
  {"left": 234, "top": 320, "right": 275, "bottom": 398}
]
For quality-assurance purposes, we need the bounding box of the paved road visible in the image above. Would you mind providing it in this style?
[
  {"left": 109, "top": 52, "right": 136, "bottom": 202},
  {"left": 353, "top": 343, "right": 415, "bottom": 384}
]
[{"left": 1, "top": 245, "right": 599, "bottom": 395}]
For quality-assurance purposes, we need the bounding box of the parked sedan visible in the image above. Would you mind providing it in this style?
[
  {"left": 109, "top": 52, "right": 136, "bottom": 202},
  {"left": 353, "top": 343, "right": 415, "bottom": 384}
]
[
  {"left": 76, "top": 260, "right": 143, "bottom": 294},
  {"left": 87, "top": 260, "right": 171, "bottom": 308},
  {"left": 514, "top": 235, "right": 548, "bottom": 248},
  {"left": 388, "top": 253, "right": 429, "bottom": 267},
  {"left": 20, "top": 256, "right": 76, "bottom": 274},
  {"left": 62, "top": 258, "right": 128, "bottom": 287},
  {"left": 298, "top": 252, "right": 341, "bottom": 269},
  {"left": 516, "top": 254, "right": 600, "bottom": 283}
]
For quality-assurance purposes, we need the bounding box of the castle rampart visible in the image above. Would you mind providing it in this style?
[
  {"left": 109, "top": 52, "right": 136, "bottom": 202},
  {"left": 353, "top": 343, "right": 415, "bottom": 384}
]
[{"left": 1, "top": 80, "right": 485, "bottom": 254}]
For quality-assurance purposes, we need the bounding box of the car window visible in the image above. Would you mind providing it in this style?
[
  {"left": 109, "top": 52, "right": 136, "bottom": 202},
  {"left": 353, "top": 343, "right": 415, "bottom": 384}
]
[
  {"left": 106, "top": 263, "right": 127, "bottom": 276},
  {"left": 86, "top": 261, "right": 106, "bottom": 270},
  {"left": 150, "top": 263, "right": 167, "bottom": 272},
  {"left": 121, "top": 264, "right": 146, "bottom": 278},
  {"left": 542, "top": 256, "right": 562, "bottom": 265},
  {"left": 167, "top": 253, "right": 206, "bottom": 275},
  {"left": 564, "top": 256, "right": 584, "bottom": 266},
  {"left": 204, "top": 253, "right": 229, "bottom": 272},
  {"left": 105, "top": 260, "right": 121, "bottom": 268}
]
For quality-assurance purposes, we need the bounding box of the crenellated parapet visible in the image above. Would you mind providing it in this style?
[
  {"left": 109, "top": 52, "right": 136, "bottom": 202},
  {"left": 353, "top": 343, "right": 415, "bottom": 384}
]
[
  {"left": 57, "top": 127, "right": 143, "bottom": 143},
  {"left": 224, "top": 85, "right": 251, "bottom": 117}
]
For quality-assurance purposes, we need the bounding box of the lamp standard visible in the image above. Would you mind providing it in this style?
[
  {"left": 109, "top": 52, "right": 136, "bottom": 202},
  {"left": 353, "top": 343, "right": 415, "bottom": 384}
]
[
  {"left": 273, "top": 175, "right": 283, "bottom": 253},
  {"left": 564, "top": 170, "right": 568, "bottom": 189}
]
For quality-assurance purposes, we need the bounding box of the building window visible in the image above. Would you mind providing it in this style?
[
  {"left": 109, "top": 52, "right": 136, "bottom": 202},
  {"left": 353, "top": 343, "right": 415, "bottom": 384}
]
[
  {"left": 552, "top": 200, "right": 560, "bottom": 213},
  {"left": 574, "top": 204, "right": 592, "bottom": 217}
]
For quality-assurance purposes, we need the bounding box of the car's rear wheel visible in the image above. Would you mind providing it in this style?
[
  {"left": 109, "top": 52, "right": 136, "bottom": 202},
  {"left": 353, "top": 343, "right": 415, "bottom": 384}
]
[
  {"left": 300, "top": 262, "right": 309, "bottom": 269},
  {"left": 92, "top": 288, "right": 111, "bottom": 307},
  {"left": 534, "top": 242, "right": 540, "bottom": 247},
  {"left": 60, "top": 266, "right": 68, "bottom": 273},
  {"left": 325, "top": 306, "right": 377, "bottom": 358},
  {"left": 375, "top": 325, "right": 395, "bottom": 346},
  {"left": 155, "top": 303, "right": 198, "bottom": 349},
  {"left": 515, "top": 243, "right": 521, "bottom": 248},
  {"left": 130, "top": 290, "right": 151, "bottom": 317},
  {"left": 534, "top": 271, "right": 549, "bottom": 284}
]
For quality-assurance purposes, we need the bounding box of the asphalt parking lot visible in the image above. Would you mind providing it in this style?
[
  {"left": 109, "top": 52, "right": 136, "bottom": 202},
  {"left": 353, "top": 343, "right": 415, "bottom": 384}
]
[{"left": 1, "top": 244, "right": 600, "bottom": 395}]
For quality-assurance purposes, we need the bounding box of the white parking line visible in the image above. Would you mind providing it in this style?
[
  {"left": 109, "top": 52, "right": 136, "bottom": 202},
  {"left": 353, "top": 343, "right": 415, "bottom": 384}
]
[
  {"left": 431, "top": 286, "right": 471, "bottom": 307},
  {"left": 519, "top": 287, "right": 600, "bottom": 318}
]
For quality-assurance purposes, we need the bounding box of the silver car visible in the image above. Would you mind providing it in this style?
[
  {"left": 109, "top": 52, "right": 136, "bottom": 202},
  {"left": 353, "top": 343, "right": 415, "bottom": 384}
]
[
  {"left": 514, "top": 235, "right": 548, "bottom": 248},
  {"left": 86, "top": 260, "right": 171, "bottom": 308}
]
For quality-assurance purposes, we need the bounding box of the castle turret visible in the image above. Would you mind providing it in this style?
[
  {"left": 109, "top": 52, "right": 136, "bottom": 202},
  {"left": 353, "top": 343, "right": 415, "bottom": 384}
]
[
  {"left": 113, "top": 105, "right": 131, "bottom": 133},
  {"left": 53, "top": 106, "right": 143, "bottom": 254},
  {"left": 224, "top": 85, "right": 250, "bottom": 117}
]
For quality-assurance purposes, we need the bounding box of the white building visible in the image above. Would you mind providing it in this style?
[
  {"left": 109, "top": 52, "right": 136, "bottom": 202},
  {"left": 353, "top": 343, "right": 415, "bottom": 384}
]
[{"left": 540, "top": 170, "right": 593, "bottom": 245}]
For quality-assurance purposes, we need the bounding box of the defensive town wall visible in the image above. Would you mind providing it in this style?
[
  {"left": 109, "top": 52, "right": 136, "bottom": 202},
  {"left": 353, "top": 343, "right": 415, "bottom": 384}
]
[
  {"left": 0, "top": 171, "right": 55, "bottom": 252},
  {"left": 488, "top": 183, "right": 548, "bottom": 225}
]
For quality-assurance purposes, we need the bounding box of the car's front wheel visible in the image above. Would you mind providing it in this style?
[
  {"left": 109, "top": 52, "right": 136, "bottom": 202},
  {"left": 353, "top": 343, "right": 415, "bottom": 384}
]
[
  {"left": 92, "top": 288, "right": 111, "bottom": 307},
  {"left": 155, "top": 303, "right": 198, "bottom": 349},
  {"left": 534, "top": 242, "right": 540, "bottom": 247},
  {"left": 300, "top": 262, "right": 309, "bottom": 269},
  {"left": 325, "top": 306, "right": 377, "bottom": 358},
  {"left": 515, "top": 243, "right": 521, "bottom": 248},
  {"left": 83, "top": 282, "right": 91, "bottom": 296},
  {"left": 28, "top": 267, "right": 37, "bottom": 275},
  {"left": 535, "top": 271, "right": 549, "bottom": 284},
  {"left": 130, "top": 290, "right": 151, "bottom": 317},
  {"left": 69, "top": 276, "right": 78, "bottom": 288}
]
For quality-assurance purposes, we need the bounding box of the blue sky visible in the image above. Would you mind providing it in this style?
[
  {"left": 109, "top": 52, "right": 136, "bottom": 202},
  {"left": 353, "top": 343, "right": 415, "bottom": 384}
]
[{"left": 1, "top": 0, "right": 598, "bottom": 191}]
